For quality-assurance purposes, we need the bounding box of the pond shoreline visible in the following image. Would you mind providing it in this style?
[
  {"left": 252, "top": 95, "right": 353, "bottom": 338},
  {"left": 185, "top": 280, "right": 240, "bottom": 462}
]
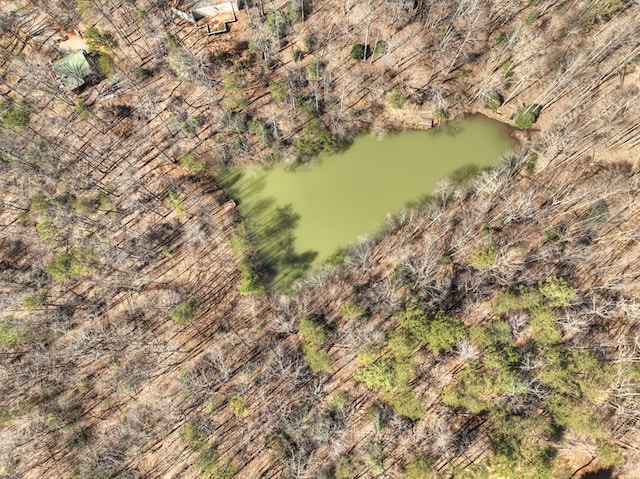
[{"left": 222, "top": 115, "right": 519, "bottom": 291}]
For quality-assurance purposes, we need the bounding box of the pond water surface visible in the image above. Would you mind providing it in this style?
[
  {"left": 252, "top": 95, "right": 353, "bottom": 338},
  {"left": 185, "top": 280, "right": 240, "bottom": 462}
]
[{"left": 223, "top": 115, "right": 517, "bottom": 288}]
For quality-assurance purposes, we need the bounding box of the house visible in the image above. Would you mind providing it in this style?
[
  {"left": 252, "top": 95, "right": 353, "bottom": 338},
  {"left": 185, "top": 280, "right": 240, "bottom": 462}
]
[
  {"left": 172, "top": 1, "right": 240, "bottom": 35},
  {"left": 52, "top": 50, "right": 96, "bottom": 91}
]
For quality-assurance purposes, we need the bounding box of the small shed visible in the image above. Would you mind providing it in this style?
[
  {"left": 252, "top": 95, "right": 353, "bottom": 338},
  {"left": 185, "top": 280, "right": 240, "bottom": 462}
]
[{"left": 53, "top": 50, "right": 95, "bottom": 91}]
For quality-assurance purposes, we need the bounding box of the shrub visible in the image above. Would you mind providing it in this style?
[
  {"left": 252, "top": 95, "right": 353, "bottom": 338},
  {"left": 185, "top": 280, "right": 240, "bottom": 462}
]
[
  {"left": 365, "top": 448, "right": 385, "bottom": 476},
  {"left": 544, "top": 228, "right": 562, "bottom": 243},
  {"left": 249, "top": 118, "right": 273, "bottom": 147},
  {"left": 0, "top": 318, "right": 25, "bottom": 347},
  {"left": 228, "top": 395, "right": 248, "bottom": 417},
  {"left": 515, "top": 104, "right": 541, "bottom": 130},
  {"left": 406, "top": 457, "right": 439, "bottom": 479},
  {"left": 388, "top": 87, "right": 407, "bottom": 109},
  {"left": 36, "top": 219, "right": 57, "bottom": 246},
  {"left": 526, "top": 154, "right": 538, "bottom": 174},
  {"left": 295, "top": 96, "right": 318, "bottom": 117},
  {"left": 237, "top": 258, "right": 265, "bottom": 295},
  {"left": 585, "top": 0, "right": 625, "bottom": 24},
  {"left": 335, "top": 457, "right": 357, "bottom": 479},
  {"left": 164, "top": 190, "right": 187, "bottom": 218},
  {"left": 501, "top": 59, "right": 514, "bottom": 78},
  {"left": 286, "top": 0, "right": 304, "bottom": 23},
  {"left": 450, "top": 164, "right": 482, "bottom": 185},
  {"left": 84, "top": 27, "right": 118, "bottom": 52},
  {"left": 434, "top": 107, "right": 449, "bottom": 120},
  {"left": 75, "top": 0, "right": 91, "bottom": 15},
  {"left": 539, "top": 276, "right": 577, "bottom": 307},
  {"left": 587, "top": 200, "right": 608, "bottom": 224},
  {"left": 166, "top": 34, "right": 197, "bottom": 82},
  {"left": 374, "top": 40, "right": 386, "bottom": 54},
  {"left": 179, "top": 422, "right": 207, "bottom": 451},
  {"left": 180, "top": 116, "right": 201, "bottom": 135},
  {"left": 195, "top": 449, "right": 239, "bottom": 479},
  {"left": 386, "top": 330, "right": 418, "bottom": 359},
  {"left": 264, "top": 8, "right": 290, "bottom": 38},
  {"left": 495, "top": 31, "right": 510, "bottom": 46},
  {"left": 22, "top": 290, "right": 49, "bottom": 311},
  {"left": 134, "top": 66, "right": 151, "bottom": 80},
  {"left": 523, "top": 8, "right": 537, "bottom": 25},
  {"left": 221, "top": 111, "right": 248, "bottom": 132},
  {"left": 382, "top": 387, "right": 425, "bottom": 420},
  {"left": 292, "top": 48, "right": 303, "bottom": 62},
  {"left": 0, "top": 100, "right": 30, "bottom": 132},
  {"left": 424, "top": 311, "right": 467, "bottom": 354},
  {"left": 294, "top": 118, "right": 337, "bottom": 162},
  {"left": 169, "top": 299, "right": 197, "bottom": 326},
  {"left": 357, "top": 347, "right": 381, "bottom": 366},
  {"left": 302, "top": 343, "right": 333, "bottom": 372},
  {"left": 483, "top": 90, "right": 503, "bottom": 110},
  {"left": 299, "top": 317, "right": 327, "bottom": 345},
  {"left": 269, "top": 79, "right": 288, "bottom": 101},
  {"left": 46, "top": 247, "right": 94, "bottom": 282},
  {"left": 529, "top": 306, "right": 562, "bottom": 345},
  {"left": 354, "top": 358, "right": 396, "bottom": 391},
  {"left": 71, "top": 196, "right": 98, "bottom": 215},
  {"left": 30, "top": 194, "right": 50, "bottom": 212},
  {"left": 469, "top": 244, "right": 498, "bottom": 269},
  {"left": 341, "top": 301, "right": 366, "bottom": 320},
  {"left": 330, "top": 392, "right": 350, "bottom": 413},
  {"left": 596, "top": 441, "right": 623, "bottom": 466},
  {"left": 303, "top": 35, "right": 315, "bottom": 51},
  {"left": 305, "top": 59, "right": 322, "bottom": 80},
  {"left": 95, "top": 53, "right": 115, "bottom": 78},
  {"left": 0, "top": 402, "right": 31, "bottom": 426},
  {"left": 350, "top": 43, "right": 369, "bottom": 60},
  {"left": 179, "top": 153, "right": 208, "bottom": 174}
]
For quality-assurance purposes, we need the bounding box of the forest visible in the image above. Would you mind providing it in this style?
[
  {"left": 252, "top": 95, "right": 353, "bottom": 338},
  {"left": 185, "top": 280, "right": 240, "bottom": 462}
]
[{"left": 1, "top": 0, "right": 640, "bottom": 478}]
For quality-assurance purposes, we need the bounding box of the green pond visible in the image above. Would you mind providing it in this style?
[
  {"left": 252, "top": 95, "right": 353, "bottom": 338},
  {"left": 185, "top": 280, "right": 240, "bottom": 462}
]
[{"left": 223, "top": 115, "right": 517, "bottom": 288}]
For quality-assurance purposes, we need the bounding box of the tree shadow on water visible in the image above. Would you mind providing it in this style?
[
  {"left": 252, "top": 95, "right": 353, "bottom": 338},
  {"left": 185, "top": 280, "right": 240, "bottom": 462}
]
[
  {"left": 250, "top": 203, "right": 317, "bottom": 291},
  {"left": 219, "top": 168, "right": 318, "bottom": 291}
]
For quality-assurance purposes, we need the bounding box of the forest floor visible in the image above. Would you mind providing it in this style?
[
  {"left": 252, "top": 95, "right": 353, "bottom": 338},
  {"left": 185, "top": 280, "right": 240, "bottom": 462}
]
[{"left": 1, "top": 1, "right": 640, "bottom": 478}]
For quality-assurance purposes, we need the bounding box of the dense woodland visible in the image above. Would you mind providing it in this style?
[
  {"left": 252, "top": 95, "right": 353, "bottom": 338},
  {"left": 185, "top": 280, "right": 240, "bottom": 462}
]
[{"left": 1, "top": 0, "right": 640, "bottom": 478}]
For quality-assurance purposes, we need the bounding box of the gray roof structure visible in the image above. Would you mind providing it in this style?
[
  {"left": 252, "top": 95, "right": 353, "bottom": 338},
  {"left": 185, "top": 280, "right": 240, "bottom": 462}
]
[{"left": 53, "top": 51, "right": 94, "bottom": 91}]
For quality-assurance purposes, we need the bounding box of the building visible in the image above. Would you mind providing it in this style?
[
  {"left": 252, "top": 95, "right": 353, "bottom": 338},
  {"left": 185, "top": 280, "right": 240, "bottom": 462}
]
[
  {"left": 52, "top": 50, "right": 96, "bottom": 91},
  {"left": 172, "top": 1, "right": 240, "bottom": 35}
]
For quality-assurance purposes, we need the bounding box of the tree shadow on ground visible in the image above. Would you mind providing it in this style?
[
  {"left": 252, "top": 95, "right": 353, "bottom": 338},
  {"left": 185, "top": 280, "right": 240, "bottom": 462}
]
[{"left": 581, "top": 468, "right": 615, "bottom": 479}]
